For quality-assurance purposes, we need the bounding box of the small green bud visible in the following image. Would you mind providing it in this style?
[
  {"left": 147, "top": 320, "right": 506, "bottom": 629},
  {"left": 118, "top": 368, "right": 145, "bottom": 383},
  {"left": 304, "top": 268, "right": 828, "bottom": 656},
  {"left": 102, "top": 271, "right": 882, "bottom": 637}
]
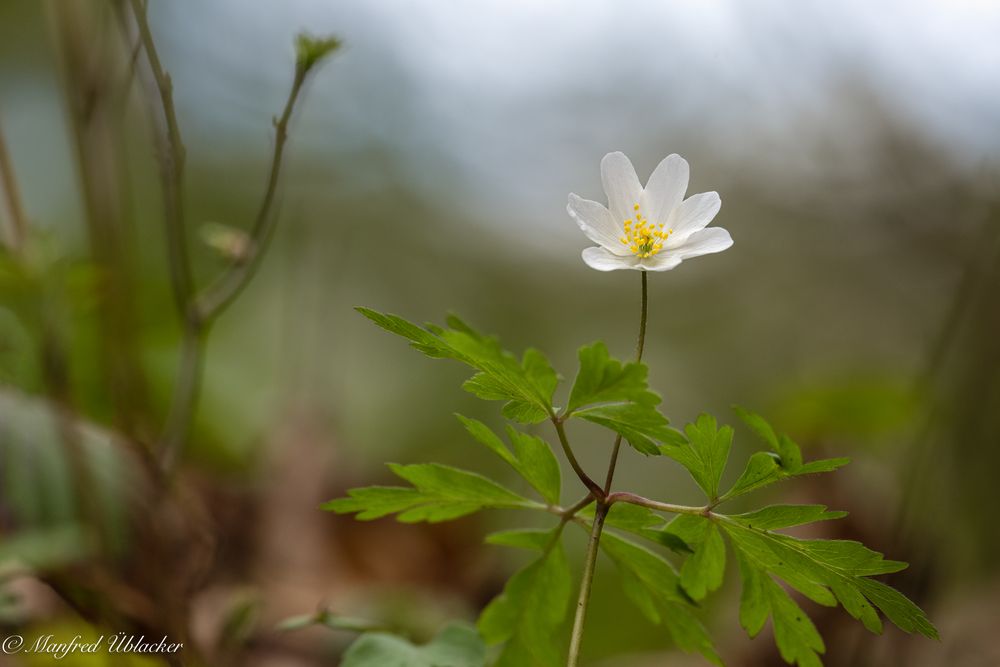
[
  {"left": 200, "top": 222, "right": 253, "bottom": 264},
  {"left": 294, "top": 32, "right": 341, "bottom": 73}
]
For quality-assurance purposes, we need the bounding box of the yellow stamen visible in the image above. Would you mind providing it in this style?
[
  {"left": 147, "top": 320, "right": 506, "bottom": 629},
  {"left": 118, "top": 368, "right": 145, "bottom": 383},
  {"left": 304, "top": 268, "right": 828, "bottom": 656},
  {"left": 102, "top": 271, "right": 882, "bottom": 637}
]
[{"left": 619, "top": 216, "right": 674, "bottom": 259}]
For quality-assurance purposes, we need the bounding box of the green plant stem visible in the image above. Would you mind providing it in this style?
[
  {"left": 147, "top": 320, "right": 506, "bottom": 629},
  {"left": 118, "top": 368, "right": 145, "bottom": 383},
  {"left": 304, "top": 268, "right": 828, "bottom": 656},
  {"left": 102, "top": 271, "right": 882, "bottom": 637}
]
[
  {"left": 193, "top": 67, "right": 307, "bottom": 319},
  {"left": 552, "top": 417, "right": 604, "bottom": 498},
  {"left": 129, "top": 0, "right": 194, "bottom": 314},
  {"left": 558, "top": 494, "right": 596, "bottom": 522},
  {"left": 131, "top": 0, "right": 321, "bottom": 470},
  {"left": 566, "top": 270, "right": 649, "bottom": 667},
  {"left": 607, "top": 491, "right": 709, "bottom": 517},
  {"left": 159, "top": 324, "right": 205, "bottom": 471},
  {"left": 567, "top": 501, "right": 608, "bottom": 666},
  {"left": 0, "top": 123, "right": 27, "bottom": 251},
  {"left": 603, "top": 270, "right": 647, "bottom": 492}
]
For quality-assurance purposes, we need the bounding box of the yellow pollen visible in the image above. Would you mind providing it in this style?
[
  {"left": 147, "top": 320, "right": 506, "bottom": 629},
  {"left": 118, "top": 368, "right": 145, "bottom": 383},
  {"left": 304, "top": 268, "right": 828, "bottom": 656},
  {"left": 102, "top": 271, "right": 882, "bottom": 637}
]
[
  {"left": 620, "top": 216, "right": 674, "bottom": 259},
  {"left": 633, "top": 203, "right": 640, "bottom": 211}
]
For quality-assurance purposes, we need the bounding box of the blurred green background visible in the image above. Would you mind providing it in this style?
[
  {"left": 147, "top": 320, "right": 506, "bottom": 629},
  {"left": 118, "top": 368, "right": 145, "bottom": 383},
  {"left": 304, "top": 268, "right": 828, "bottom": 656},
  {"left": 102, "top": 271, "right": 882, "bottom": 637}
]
[{"left": 1, "top": 0, "right": 998, "bottom": 665}]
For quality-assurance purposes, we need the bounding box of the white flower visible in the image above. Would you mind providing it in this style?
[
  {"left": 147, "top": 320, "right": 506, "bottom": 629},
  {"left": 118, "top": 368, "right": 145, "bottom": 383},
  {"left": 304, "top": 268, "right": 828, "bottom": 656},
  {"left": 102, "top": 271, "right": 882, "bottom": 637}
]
[{"left": 568, "top": 152, "right": 733, "bottom": 271}]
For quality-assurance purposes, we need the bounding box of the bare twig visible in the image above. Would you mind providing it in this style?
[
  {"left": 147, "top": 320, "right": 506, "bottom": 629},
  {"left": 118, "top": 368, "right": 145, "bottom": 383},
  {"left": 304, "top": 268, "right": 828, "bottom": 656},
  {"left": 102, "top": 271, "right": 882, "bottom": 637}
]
[
  {"left": 0, "top": 122, "right": 27, "bottom": 251},
  {"left": 129, "top": 0, "right": 194, "bottom": 314},
  {"left": 194, "top": 67, "right": 309, "bottom": 320},
  {"left": 128, "top": 0, "right": 333, "bottom": 469}
]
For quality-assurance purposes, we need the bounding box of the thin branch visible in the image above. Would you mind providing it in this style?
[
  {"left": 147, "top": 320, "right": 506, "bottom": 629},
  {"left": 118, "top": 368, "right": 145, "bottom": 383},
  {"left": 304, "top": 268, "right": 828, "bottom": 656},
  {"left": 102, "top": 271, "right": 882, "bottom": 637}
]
[
  {"left": 606, "top": 491, "right": 709, "bottom": 517},
  {"left": 0, "top": 121, "right": 27, "bottom": 251},
  {"left": 560, "top": 494, "right": 595, "bottom": 522},
  {"left": 193, "top": 68, "right": 308, "bottom": 321},
  {"left": 158, "top": 326, "right": 204, "bottom": 470},
  {"left": 551, "top": 417, "right": 604, "bottom": 499},
  {"left": 129, "top": 0, "right": 329, "bottom": 469},
  {"left": 129, "top": 0, "right": 193, "bottom": 315}
]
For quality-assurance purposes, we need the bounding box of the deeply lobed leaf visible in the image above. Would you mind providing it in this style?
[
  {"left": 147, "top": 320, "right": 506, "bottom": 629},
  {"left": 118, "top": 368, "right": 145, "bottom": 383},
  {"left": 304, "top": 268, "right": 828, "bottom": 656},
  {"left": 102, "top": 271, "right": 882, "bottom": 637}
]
[
  {"left": 478, "top": 541, "right": 572, "bottom": 666},
  {"left": 660, "top": 414, "right": 733, "bottom": 501},
  {"left": 566, "top": 342, "right": 659, "bottom": 412},
  {"left": 456, "top": 415, "right": 561, "bottom": 505},
  {"left": 721, "top": 408, "right": 849, "bottom": 502},
  {"left": 323, "top": 463, "right": 542, "bottom": 523},
  {"left": 600, "top": 532, "right": 721, "bottom": 665},
  {"left": 574, "top": 403, "right": 676, "bottom": 455},
  {"left": 358, "top": 308, "right": 557, "bottom": 423},
  {"left": 729, "top": 505, "right": 848, "bottom": 531},
  {"left": 680, "top": 521, "right": 727, "bottom": 601},
  {"left": 722, "top": 513, "right": 938, "bottom": 667},
  {"left": 341, "top": 622, "right": 485, "bottom": 667}
]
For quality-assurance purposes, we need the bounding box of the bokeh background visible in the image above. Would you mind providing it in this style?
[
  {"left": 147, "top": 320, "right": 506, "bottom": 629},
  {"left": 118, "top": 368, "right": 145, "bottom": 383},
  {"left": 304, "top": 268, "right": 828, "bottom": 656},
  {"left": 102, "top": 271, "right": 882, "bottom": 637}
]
[{"left": 1, "top": 0, "right": 999, "bottom": 665}]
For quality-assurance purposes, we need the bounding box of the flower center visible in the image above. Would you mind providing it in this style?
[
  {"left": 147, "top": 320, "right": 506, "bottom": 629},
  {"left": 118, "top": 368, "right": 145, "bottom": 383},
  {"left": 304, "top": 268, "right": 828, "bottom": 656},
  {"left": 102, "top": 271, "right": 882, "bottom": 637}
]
[{"left": 619, "top": 203, "right": 673, "bottom": 258}]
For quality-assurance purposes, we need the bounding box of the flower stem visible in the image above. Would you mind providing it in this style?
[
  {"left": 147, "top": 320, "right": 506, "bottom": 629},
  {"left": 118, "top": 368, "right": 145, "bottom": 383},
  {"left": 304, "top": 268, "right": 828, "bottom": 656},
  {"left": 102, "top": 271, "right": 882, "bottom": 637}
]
[
  {"left": 602, "top": 270, "right": 647, "bottom": 492},
  {"left": 567, "top": 501, "right": 608, "bottom": 666},
  {"left": 566, "top": 270, "right": 649, "bottom": 667}
]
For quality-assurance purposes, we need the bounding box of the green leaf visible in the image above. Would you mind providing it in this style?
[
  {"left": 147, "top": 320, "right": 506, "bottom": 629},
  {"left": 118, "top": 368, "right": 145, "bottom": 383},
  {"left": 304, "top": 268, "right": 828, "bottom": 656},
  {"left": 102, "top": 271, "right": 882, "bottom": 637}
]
[
  {"left": 390, "top": 463, "right": 528, "bottom": 507},
  {"left": 730, "top": 505, "right": 848, "bottom": 531},
  {"left": 662, "top": 514, "right": 710, "bottom": 551},
  {"left": 323, "top": 487, "right": 431, "bottom": 521},
  {"left": 735, "top": 550, "right": 769, "bottom": 637},
  {"left": 732, "top": 405, "right": 780, "bottom": 450},
  {"left": 732, "top": 408, "right": 851, "bottom": 486},
  {"left": 574, "top": 402, "right": 673, "bottom": 455},
  {"left": 680, "top": 521, "right": 726, "bottom": 601},
  {"left": 276, "top": 610, "right": 381, "bottom": 633},
  {"left": 578, "top": 503, "right": 693, "bottom": 553},
  {"left": 0, "top": 525, "right": 90, "bottom": 571},
  {"left": 562, "top": 342, "right": 679, "bottom": 455},
  {"left": 341, "top": 622, "right": 486, "bottom": 667},
  {"left": 566, "top": 342, "right": 659, "bottom": 412},
  {"left": 504, "top": 427, "right": 561, "bottom": 505},
  {"left": 660, "top": 414, "right": 733, "bottom": 500},
  {"left": 734, "top": 406, "right": 801, "bottom": 470},
  {"left": 323, "top": 464, "right": 540, "bottom": 523},
  {"left": 765, "top": 573, "right": 826, "bottom": 667},
  {"left": 720, "top": 445, "right": 850, "bottom": 504},
  {"left": 358, "top": 308, "right": 556, "bottom": 423},
  {"left": 456, "top": 415, "right": 561, "bottom": 505},
  {"left": 723, "top": 452, "right": 782, "bottom": 500},
  {"left": 295, "top": 33, "right": 342, "bottom": 73},
  {"left": 522, "top": 348, "right": 559, "bottom": 407},
  {"left": 600, "top": 502, "right": 663, "bottom": 532},
  {"left": 478, "top": 541, "right": 571, "bottom": 666},
  {"left": 721, "top": 514, "right": 938, "bottom": 661},
  {"left": 797, "top": 458, "right": 851, "bottom": 475},
  {"left": 736, "top": 549, "right": 826, "bottom": 666},
  {"left": 600, "top": 532, "right": 721, "bottom": 665},
  {"left": 485, "top": 528, "right": 555, "bottom": 551},
  {"left": 853, "top": 577, "right": 938, "bottom": 638}
]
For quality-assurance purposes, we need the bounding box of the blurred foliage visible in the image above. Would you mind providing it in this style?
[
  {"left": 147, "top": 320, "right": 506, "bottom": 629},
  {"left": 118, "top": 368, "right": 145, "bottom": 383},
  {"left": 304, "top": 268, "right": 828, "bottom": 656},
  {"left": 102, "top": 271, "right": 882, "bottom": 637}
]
[{"left": 0, "top": 0, "right": 998, "bottom": 665}]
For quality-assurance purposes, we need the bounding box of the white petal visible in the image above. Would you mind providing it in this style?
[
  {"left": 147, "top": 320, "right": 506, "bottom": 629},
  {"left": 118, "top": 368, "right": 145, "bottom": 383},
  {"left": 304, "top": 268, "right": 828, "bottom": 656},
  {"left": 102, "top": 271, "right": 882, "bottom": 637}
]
[
  {"left": 567, "top": 194, "right": 629, "bottom": 255},
  {"left": 674, "top": 226, "right": 733, "bottom": 260},
  {"left": 638, "top": 254, "right": 683, "bottom": 272},
  {"left": 600, "top": 152, "right": 643, "bottom": 221},
  {"left": 582, "top": 246, "right": 640, "bottom": 271},
  {"left": 640, "top": 154, "right": 689, "bottom": 226},
  {"left": 666, "top": 191, "right": 722, "bottom": 243}
]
